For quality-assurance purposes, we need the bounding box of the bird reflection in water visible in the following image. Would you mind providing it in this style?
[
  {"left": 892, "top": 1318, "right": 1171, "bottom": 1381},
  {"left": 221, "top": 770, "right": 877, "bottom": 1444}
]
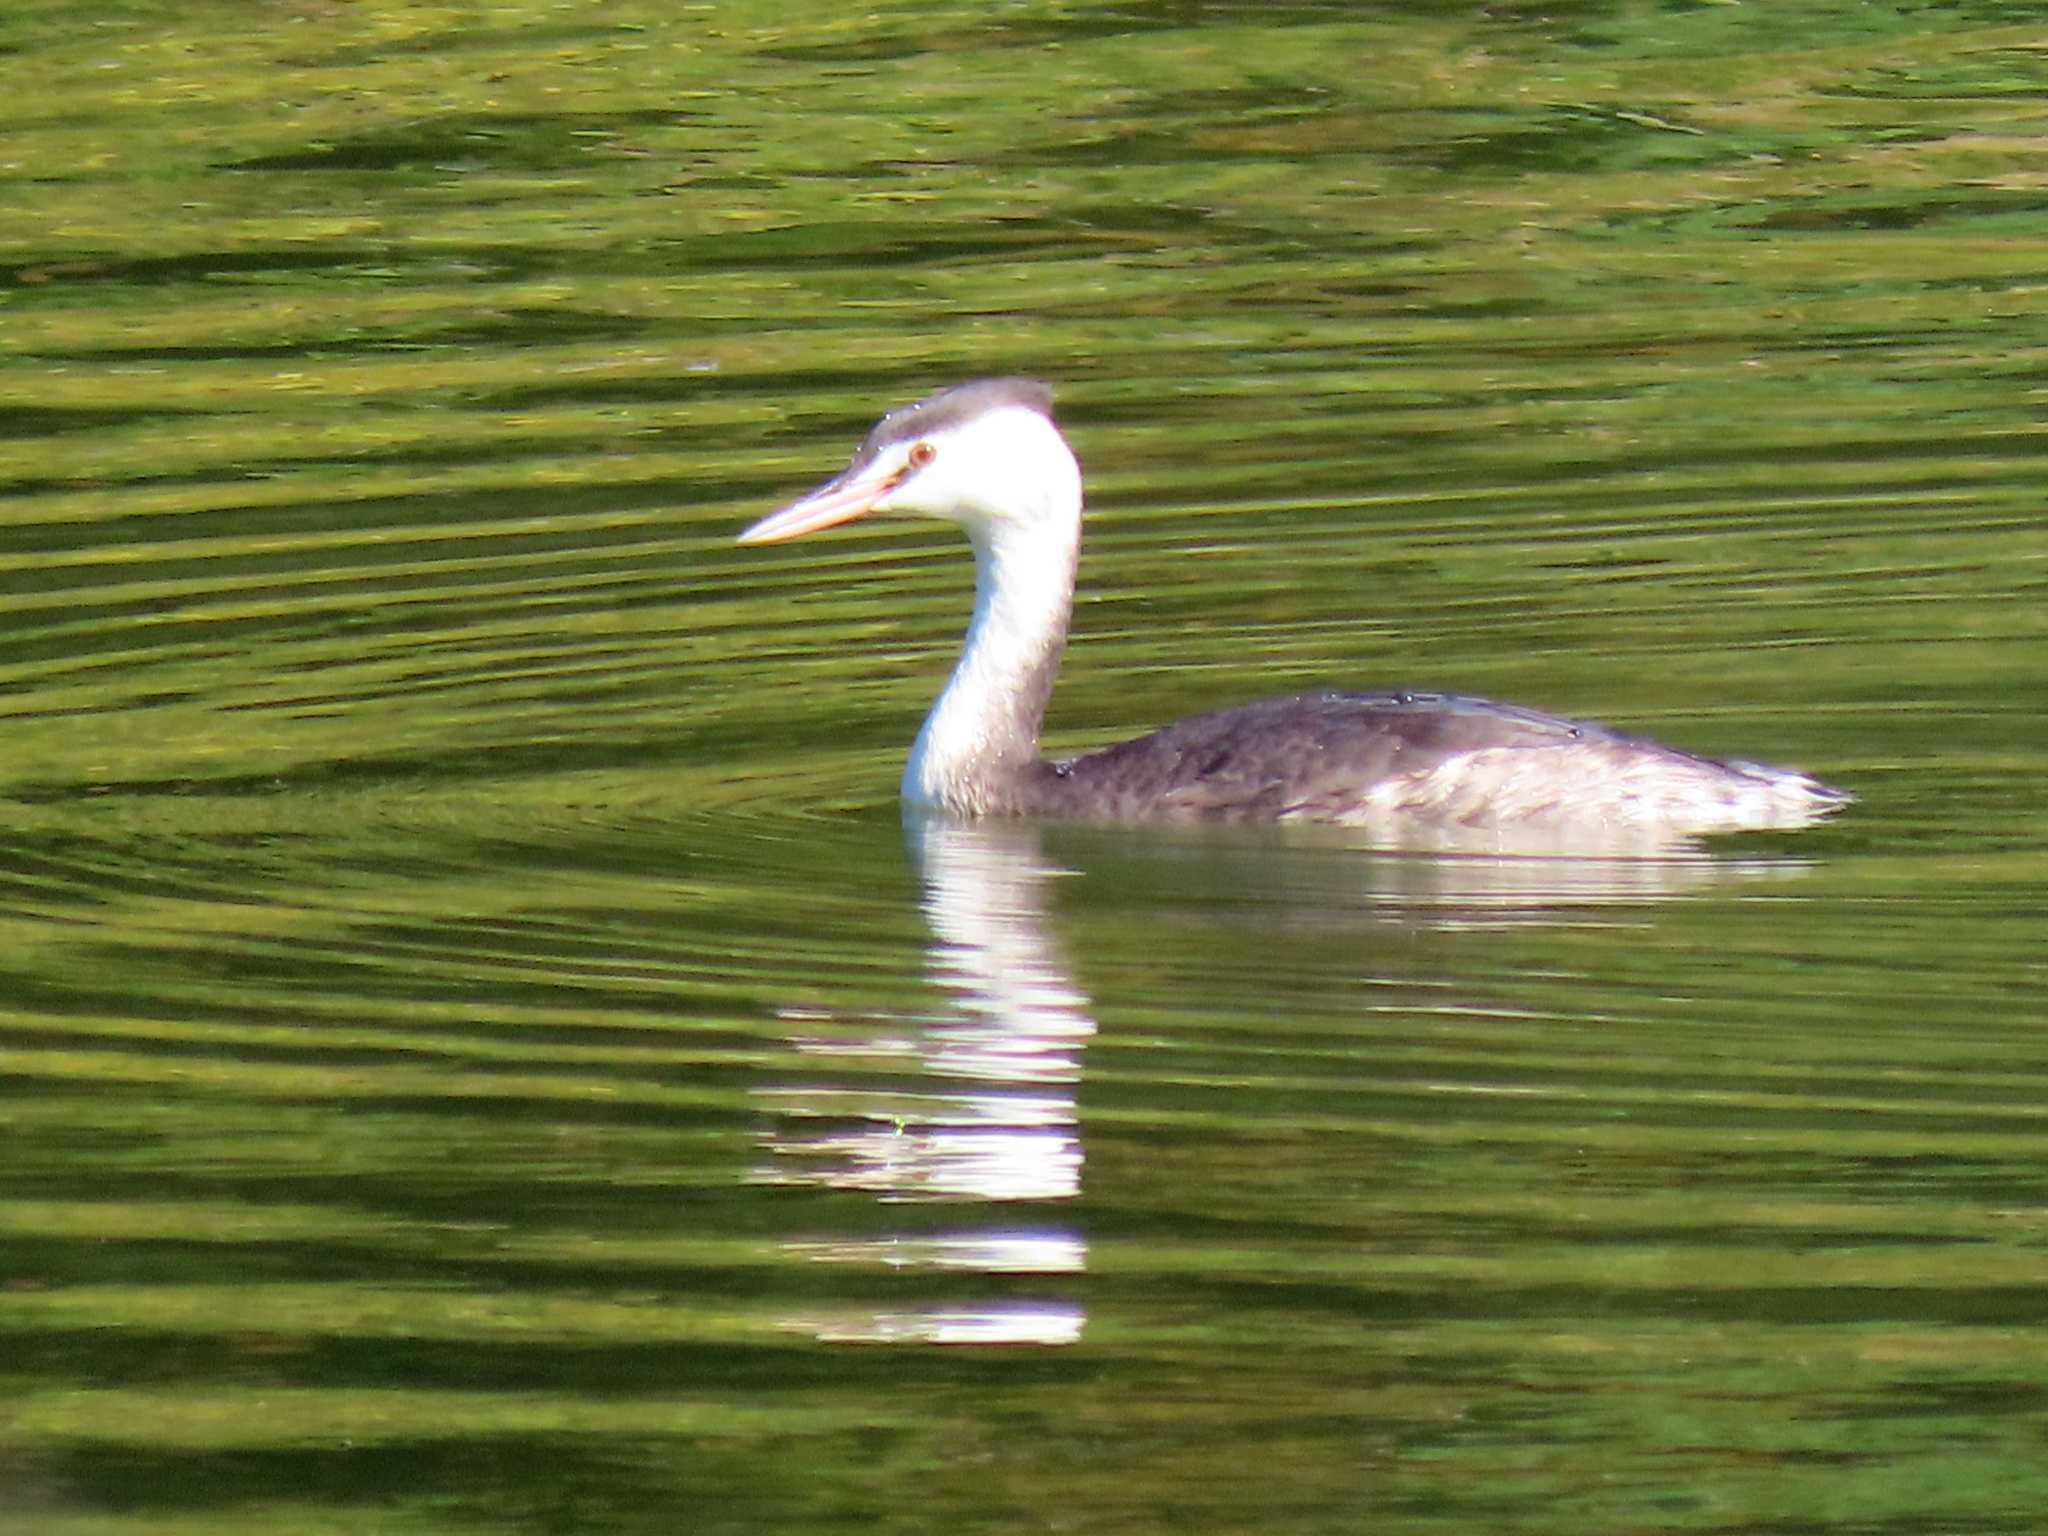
[
  {"left": 752, "top": 814, "right": 1824, "bottom": 1344},
  {"left": 754, "top": 816, "right": 1094, "bottom": 1346}
]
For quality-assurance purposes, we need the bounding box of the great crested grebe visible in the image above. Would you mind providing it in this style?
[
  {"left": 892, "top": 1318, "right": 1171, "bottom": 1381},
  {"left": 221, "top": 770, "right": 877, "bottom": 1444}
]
[{"left": 738, "top": 379, "right": 1849, "bottom": 840}]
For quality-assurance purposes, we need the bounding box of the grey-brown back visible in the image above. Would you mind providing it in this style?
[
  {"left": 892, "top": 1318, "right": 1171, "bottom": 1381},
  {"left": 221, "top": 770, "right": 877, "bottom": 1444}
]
[{"left": 1011, "top": 691, "right": 1848, "bottom": 834}]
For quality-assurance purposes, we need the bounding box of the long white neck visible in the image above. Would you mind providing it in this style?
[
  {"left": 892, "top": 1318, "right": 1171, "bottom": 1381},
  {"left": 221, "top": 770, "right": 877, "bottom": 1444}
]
[{"left": 902, "top": 457, "right": 1082, "bottom": 817}]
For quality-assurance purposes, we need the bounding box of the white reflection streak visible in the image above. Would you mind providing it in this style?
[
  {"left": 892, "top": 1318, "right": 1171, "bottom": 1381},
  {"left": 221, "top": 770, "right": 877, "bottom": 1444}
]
[
  {"left": 809, "top": 1304, "right": 1085, "bottom": 1347},
  {"left": 756, "top": 1117, "right": 1081, "bottom": 1202},
  {"left": 787, "top": 1232, "right": 1086, "bottom": 1273},
  {"left": 755, "top": 819, "right": 1096, "bottom": 1344}
]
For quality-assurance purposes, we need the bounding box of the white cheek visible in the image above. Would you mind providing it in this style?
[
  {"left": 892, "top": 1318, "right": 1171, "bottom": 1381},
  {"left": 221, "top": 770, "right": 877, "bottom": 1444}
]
[
  {"left": 881, "top": 460, "right": 973, "bottom": 520},
  {"left": 870, "top": 408, "right": 1075, "bottom": 525}
]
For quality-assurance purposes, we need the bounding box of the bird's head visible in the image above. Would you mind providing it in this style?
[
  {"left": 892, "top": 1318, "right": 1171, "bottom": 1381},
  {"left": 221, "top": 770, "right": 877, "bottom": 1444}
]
[{"left": 738, "top": 379, "right": 1079, "bottom": 547}]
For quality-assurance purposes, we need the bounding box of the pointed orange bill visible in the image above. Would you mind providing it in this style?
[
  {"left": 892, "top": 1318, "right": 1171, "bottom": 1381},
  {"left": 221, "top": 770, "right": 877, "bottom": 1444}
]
[{"left": 736, "top": 459, "right": 906, "bottom": 545}]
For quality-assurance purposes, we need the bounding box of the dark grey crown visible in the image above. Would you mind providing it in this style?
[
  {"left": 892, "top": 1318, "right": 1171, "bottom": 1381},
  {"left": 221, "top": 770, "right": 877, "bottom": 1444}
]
[{"left": 864, "top": 378, "right": 1055, "bottom": 454}]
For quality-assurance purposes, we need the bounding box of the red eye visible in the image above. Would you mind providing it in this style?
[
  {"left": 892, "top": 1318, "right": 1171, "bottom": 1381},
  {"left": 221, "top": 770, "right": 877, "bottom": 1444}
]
[{"left": 908, "top": 441, "right": 936, "bottom": 469}]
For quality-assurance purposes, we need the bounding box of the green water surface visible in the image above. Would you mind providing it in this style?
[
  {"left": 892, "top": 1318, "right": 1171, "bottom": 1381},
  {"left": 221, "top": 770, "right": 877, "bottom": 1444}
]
[{"left": 3, "top": 2, "right": 2047, "bottom": 1533}]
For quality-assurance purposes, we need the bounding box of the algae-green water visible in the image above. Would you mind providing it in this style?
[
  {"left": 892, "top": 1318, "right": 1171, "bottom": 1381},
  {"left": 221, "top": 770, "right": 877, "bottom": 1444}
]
[{"left": 4, "top": 3, "right": 2046, "bottom": 1532}]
